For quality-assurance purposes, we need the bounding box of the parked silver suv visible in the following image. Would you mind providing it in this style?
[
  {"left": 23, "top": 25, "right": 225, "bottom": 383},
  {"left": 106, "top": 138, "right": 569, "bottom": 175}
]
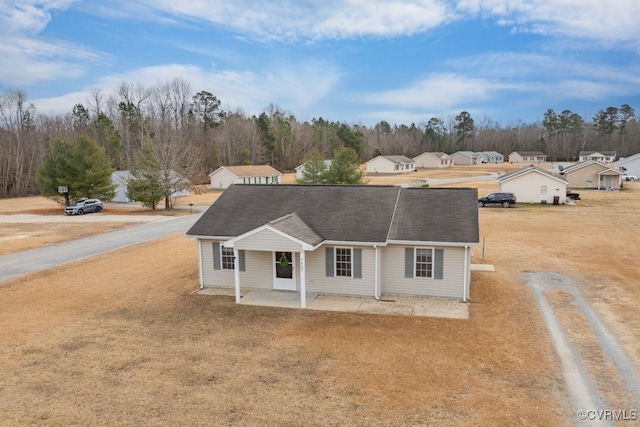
[{"left": 65, "top": 199, "right": 103, "bottom": 215}]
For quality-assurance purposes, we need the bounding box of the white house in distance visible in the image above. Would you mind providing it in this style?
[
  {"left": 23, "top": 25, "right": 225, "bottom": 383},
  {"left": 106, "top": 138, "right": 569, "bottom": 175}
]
[
  {"left": 413, "top": 152, "right": 454, "bottom": 168},
  {"left": 111, "top": 170, "right": 189, "bottom": 203},
  {"left": 478, "top": 151, "right": 504, "bottom": 163},
  {"left": 185, "top": 185, "right": 479, "bottom": 308},
  {"left": 507, "top": 151, "right": 548, "bottom": 163},
  {"left": 449, "top": 151, "right": 481, "bottom": 165},
  {"left": 209, "top": 165, "right": 283, "bottom": 189},
  {"left": 497, "top": 165, "right": 568, "bottom": 204},
  {"left": 295, "top": 160, "right": 332, "bottom": 180},
  {"left": 578, "top": 151, "right": 616, "bottom": 163},
  {"left": 614, "top": 153, "right": 640, "bottom": 177},
  {"left": 365, "top": 155, "right": 415, "bottom": 174}
]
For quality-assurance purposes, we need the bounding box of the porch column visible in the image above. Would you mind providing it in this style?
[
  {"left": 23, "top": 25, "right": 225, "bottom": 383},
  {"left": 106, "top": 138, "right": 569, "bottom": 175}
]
[
  {"left": 234, "top": 248, "right": 241, "bottom": 303},
  {"left": 300, "top": 250, "right": 306, "bottom": 308}
]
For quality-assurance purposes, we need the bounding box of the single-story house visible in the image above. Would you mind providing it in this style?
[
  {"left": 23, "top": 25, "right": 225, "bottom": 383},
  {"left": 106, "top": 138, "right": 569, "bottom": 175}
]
[
  {"left": 578, "top": 151, "right": 616, "bottom": 163},
  {"left": 497, "top": 165, "right": 568, "bottom": 204},
  {"left": 186, "top": 185, "right": 479, "bottom": 308},
  {"left": 209, "top": 165, "right": 283, "bottom": 189},
  {"left": 111, "top": 170, "right": 189, "bottom": 203},
  {"left": 479, "top": 151, "right": 504, "bottom": 163},
  {"left": 561, "top": 161, "right": 623, "bottom": 189},
  {"left": 507, "top": 151, "right": 548, "bottom": 163},
  {"left": 450, "top": 151, "right": 481, "bottom": 165},
  {"left": 413, "top": 152, "right": 454, "bottom": 168},
  {"left": 365, "top": 155, "right": 415, "bottom": 174},
  {"left": 295, "top": 160, "right": 332, "bottom": 180},
  {"left": 613, "top": 153, "right": 640, "bottom": 177}
]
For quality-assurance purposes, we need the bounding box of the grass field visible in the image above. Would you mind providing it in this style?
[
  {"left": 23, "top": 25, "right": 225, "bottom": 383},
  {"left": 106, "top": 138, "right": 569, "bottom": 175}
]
[{"left": 0, "top": 164, "right": 638, "bottom": 426}]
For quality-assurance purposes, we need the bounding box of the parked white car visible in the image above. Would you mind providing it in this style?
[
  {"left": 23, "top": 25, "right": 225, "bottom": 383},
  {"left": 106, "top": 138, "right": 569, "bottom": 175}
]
[{"left": 621, "top": 174, "right": 637, "bottom": 181}]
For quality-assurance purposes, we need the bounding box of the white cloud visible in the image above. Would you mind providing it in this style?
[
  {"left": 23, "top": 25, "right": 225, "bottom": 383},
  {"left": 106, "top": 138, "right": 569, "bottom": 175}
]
[
  {"left": 0, "top": 1, "right": 103, "bottom": 87},
  {"left": 456, "top": 0, "right": 640, "bottom": 43},
  {"left": 33, "top": 61, "right": 342, "bottom": 117},
  {"left": 100, "top": 0, "right": 455, "bottom": 41},
  {"left": 364, "top": 73, "right": 493, "bottom": 110}
]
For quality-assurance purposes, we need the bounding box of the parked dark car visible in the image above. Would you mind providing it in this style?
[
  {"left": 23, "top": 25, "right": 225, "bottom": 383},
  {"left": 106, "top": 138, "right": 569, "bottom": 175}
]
[
  {"left": 566, "top": 191, "right": 581, "bottom": 201},
  {"left": 65, "top": 199, "right": 103, "bottom": 215},
  {"left": 478, "top": 192, "right": 517, "bottom": 208}
]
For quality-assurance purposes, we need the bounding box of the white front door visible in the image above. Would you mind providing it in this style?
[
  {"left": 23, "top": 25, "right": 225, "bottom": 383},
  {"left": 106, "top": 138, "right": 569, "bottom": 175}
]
[{"left": 273, "top": 251, "right": 296, "bottom": 291}]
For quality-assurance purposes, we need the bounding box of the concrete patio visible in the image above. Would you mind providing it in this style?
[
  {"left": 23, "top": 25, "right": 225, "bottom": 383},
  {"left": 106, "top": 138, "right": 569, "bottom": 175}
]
[{"left": 195, "top": 288, "right": 470, "bottom": 319}]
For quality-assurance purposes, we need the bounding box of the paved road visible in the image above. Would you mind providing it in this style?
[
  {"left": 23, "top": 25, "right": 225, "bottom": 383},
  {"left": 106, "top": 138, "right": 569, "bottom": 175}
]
[
  {"left": 400, "top": 172, "right": 500, "bottom": 187},
  {"left": 0, "top": 213, "right": 202, "bottom": 283}
]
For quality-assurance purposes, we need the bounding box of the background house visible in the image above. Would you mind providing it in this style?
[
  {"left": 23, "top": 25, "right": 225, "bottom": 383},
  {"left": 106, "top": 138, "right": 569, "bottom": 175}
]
[
  {"left": 497, "top": 165, "right": 568, "bottom": 204},
  {"left": 561, "top": 161, "right": 622, "bottom": 189},
  {"left": 186, "top": 185, "right": 479, "bottom": 308},
  {"left": 450, "top": 151, "right": 480, "bottom": 165},
  {"left": 578, "top": 151, "right": 617, "bottom": 163},
  {"left": 507, "top": 151, "right": 548, "bottom": 163},
  {"left": 613, "top": 153, "right": 640, "bottom": 177},
  {"left": 413, "top": 152, "right": 454, "bottom": 168},
  {"left": 295, "top": 160, "right": 332, "bottom": 180},
  {"left": 365, "top": 155, "right": 415, "bottom": 174},
  {"left": 209, "top": 165, "right": 283, "bottom": 189},
  {"left": 479, "top": 151, "right": 504, "bottom": 163},
  {"left": 111, "top": 170, "right": 189, "bottom": 203}
]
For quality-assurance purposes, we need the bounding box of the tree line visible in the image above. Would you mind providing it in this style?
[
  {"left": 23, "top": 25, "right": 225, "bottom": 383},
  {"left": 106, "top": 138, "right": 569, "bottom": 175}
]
[{"left": 1, "top": 78, "right": 639, "bottom": 198}]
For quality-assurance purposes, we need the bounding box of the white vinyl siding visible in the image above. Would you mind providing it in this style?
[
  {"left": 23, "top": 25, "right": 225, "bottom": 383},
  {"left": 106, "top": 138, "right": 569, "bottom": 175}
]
[
  {"left": 381, "top": 245, "right": 466, "bottom": 298},
  {"left": 233, "top": 229, "right": 303, "bottom": 252},
  {"left": 500, "top": 172, "right": 566, "bottom": 204},
  {"left": 200, "top": 240, "right": 235, "bottom": 287},
  {"left": 305, "top": 246, "right": 374, "bottom": 296},
  {"left": 209, "top": 168, "right": 239, "bottom": 189}
]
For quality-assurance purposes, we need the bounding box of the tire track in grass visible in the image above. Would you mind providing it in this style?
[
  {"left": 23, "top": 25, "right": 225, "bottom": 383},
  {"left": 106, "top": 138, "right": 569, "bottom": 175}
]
[{"left": 525, "top": 272, "right": 640, "bottom": 425}]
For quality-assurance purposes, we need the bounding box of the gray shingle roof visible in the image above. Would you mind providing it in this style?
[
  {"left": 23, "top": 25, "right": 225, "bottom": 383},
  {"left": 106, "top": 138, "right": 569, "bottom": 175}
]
[
  {"left": 186, "top": 184, "right": 479, "bottom": 245},
  {"left": 388, "top": 188, "right": 479, "bottom": 243},
  {"left": 497, "top": 165, "right": 568, "bottom": 184},
  {"left": 382, "top": 155, "right": 414, "bottom": 163},
  {"left": 268, "top": 213, "right": 324, "bottom": 246}
]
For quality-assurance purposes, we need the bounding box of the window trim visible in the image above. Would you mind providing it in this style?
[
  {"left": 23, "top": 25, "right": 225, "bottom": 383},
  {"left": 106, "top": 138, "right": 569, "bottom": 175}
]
[
  {"left": 334, "top": 246, "right": 353, "bottom": 278},
  {"left": 221, "top": 246, "right": 235, "bottom": 270},
  {"left": 414, "top": 247, "right": 434, "bottom": 279}
]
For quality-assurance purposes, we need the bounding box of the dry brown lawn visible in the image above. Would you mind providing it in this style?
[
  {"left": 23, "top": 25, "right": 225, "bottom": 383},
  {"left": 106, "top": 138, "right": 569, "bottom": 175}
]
[{"left": 0, "top": 167, "right": 638, "bottom": 426}]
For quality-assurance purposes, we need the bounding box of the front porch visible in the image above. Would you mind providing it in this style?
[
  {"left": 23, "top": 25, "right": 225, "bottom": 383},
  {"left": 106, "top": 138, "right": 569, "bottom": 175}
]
[{"left": 195, "top": 288, "right": 469, "bottom": 319}]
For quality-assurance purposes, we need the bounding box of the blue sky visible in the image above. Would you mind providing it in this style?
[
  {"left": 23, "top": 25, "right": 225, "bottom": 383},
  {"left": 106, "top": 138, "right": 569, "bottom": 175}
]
[{"left": 2, "top": 0, "right": 639, "bottom": 127}]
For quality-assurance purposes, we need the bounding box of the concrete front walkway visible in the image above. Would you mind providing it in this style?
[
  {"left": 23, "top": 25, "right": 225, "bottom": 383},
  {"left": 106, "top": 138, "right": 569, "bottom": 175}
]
[{"left": 196, "top": 288, "right": 469, "bottom": 319}]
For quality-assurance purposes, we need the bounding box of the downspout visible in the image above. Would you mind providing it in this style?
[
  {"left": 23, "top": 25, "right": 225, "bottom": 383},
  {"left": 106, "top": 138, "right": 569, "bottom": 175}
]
[
  {"left": 374, "top": 245, "right": 379, "bottom": 300},
  {"left": 463, "top": 245, "right": 469, "bottom": 302},
  {"left": 198, "top": 240, "right": 204, "bottom": 290},
  {"left": 300, "top": 251, "right": 306, "bottom": 309},
  {"left": 233, "top": 248, "right": 241, "bottom": 303}
]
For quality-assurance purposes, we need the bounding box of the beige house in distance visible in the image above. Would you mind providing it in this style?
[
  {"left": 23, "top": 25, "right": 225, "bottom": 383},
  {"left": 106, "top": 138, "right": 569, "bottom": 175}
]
[
  {"left": 578, "top": 151, "right": 616, "bottom": 163},
  {"left": 449, "top": 151, "right": 480, "bottom": 165},
  {"left": 365, "top": 155, "right": 415, "bottom": 174},
  {"left": 497, "top": 165, "right": 568, "bottom": 204},
  {"left": 209, "top": 165, "right": 283, "bottom": 189},
  {"left": 413, "top": 152, "right": 454, "bottom": 168},
  {"left": 561, "top": 161, "right": 623, "bottom": 189},
  {"left": 508, "top": 151, "right": 548, "bottom": 163}
]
